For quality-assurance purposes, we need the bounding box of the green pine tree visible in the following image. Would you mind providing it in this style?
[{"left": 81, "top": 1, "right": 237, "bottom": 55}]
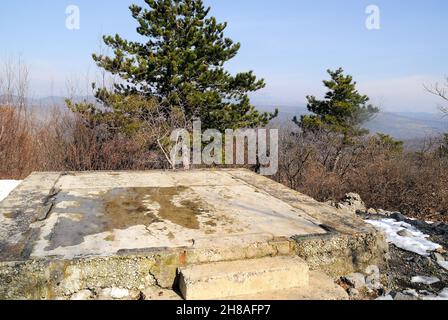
[
  {"left": 375, "top": 133, "right": 404, "bottom": 154},
  {"left": 294, "top": 68, "right": 379, "bottom": 141},
  {"left": 89, "top": 0, "right": 276, "bottom": 132}
]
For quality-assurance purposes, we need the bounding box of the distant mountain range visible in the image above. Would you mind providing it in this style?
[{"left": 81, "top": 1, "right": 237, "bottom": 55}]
[
  {"left": 1, "top": 96, "right": 446, "bottom": 140},
  {"left": 0, "top": 95, "right": 97, "bottom": 121},
  {"left": 0, "top": 95, "right": 97, "bottom": 106},
  {"left": 258, "top": 105, "right": 447, "bottom": 141}
]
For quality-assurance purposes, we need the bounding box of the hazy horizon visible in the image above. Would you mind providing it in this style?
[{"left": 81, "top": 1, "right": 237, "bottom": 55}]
[{"left": 1, "top": 0, "right": 447, "bottom": 113}]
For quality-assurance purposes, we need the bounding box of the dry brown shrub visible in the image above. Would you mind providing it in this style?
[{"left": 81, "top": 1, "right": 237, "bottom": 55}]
[
  {"left": 274, "top": 129, "right": 448, "bottom": 222},
  {"left": 0, "top": 106, "right": 37, "bottom": 179}
]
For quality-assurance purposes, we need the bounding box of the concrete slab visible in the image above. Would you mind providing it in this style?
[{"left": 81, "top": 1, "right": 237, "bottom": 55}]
[
  {"left": 0, "top": 170, "right": 326, "bottom": 261},
  {"left": 0, "top": 169, "right": 387, "bottom": 300}
]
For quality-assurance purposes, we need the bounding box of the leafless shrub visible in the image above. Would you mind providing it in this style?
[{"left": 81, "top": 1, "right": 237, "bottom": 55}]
[
  {"left": 0, "top": 106, "right": 37, "bottom": 178},
  {"left": 274, "top": 128, "right": 448, "bottom": 222},
  {"left": 425, "top": 77, "right": 448, "bottom": 116}
]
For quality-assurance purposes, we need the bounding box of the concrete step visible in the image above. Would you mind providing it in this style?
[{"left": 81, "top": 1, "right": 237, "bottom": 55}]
[
  {"left": 178, "top": 256, "right": 309, "bottom": 300},
  {"left": 222, "top": 271, "right": 349, "bottom": 300}
]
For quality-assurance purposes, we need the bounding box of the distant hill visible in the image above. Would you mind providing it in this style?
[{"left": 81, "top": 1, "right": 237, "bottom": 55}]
[
  {"left": 0, "top": 95, "right": 97, "bottom": 121},
  {"left": 0, "top": 95, "right": 96, "bottom": 108},
  {"left": 257, "top": 105, "right": 447, "bottom": 140},
  {"left": 364, "top": 112, "right": 446, "bottom": 140},
  {"left": 2, "top": 97, "right": 446, "bottom": 140}
]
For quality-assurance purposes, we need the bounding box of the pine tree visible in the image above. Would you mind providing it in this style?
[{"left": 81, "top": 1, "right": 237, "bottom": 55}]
[
  {"left": 375, "top": 133, "right": 404, "bottom": 154},
  {"left": 294, "top": 68, "right": 378, "bottom": 141},
  {"left": 90, "top": 0, "right": 277, "bottom": 132}
]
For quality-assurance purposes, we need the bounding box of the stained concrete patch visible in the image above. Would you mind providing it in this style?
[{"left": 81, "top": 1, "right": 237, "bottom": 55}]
[{"left": 42, "top": 186, "right": 212, "bottom": 251}]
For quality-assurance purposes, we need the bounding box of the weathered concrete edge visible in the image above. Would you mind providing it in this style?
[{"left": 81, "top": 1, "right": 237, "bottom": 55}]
[
  {"left": 226, "top": 170, "right": 389, "bottom": 276},
  {"left": 0, "top": 172, "right": 63, "bottom": 262},
  {"left": 292, "top": 231, "right": 388, "bottom": 277},
  {"left": 0, "top": 237, "right": 294, "bottom": 300}
]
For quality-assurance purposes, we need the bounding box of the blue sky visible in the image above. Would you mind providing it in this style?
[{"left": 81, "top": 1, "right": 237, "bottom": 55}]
[{"left": 0, "top": 0, "right": 447, "bottom": 112}]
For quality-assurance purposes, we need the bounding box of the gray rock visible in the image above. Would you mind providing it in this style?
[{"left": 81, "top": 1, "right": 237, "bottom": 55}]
[
  {"left": 367, "top": 208, "right": 378, "bottom": 215},
  {"left": 393, "top": 292, "right": 419, "bottom": 301},
  {"left": 340, "top": 193, "right": 367, "bottom": 214},
  {"left": 342, "top": 273, "right": 366, "bottom": 289},
  {"left": 97, "top": 289, "right": 111, "bottom": 300},
  {"left": 348, "top": 288, "right": 360, "bottom": 297},
  {"left": 365, "top": 265, "right": 380, "bottom": 277},
  {"left": 403, "top": 289, "right": 419, "bottom": 297},
  {"left": 434, "top": 252, "right": 445, "bottom": 263},
  {"left": 397, "top": 229, "right": 414, "bottom": 237},
  {"left": 390, "top": 212, "right": 407, "bottom": 222},
  {"left": 110, "top": 288, "right": 130, "bottom": 299},
  {"left": 437, "top": 261, "right": 448, "bottom": 271},
  {"left": 366, "top": 281, "right": 383, "bottom": 291},
  {"left": 70, "top": 289, "right": 93, "bottom": 300},
  {"left": 129, "top": 290, "right": 142, "bottom": 300},
  {"left": 364, "top": 265, "right": 382, "bottom": 290},
  {"left": 419, "top": 290, "right": 432, "bottom": 296},
  {"left": 97, "top": 288, "right": 131, "bottom": 300},
  {"left": 432, "top": 252, "right": 447, "bottom": 270}
]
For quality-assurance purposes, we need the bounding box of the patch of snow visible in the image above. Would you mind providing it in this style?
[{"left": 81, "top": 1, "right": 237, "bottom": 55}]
[
  {"left": 411, "top": 276, "right": 440, "bottom": 285},
  {"left": 0, "top": 180, "right": 21, "bottom": 202},
  {"left": 438, "top": 261, "right": 448, "bottom": 271},
  {"left": 422, "top": 288, "right": 448, "bottom": 300},
  {"left": 376, "top": 295, "right": 393, "bottom": 300},
  {"left": 425, "top": 221, "right": 434, "bottom": 225},
  {"left": 365, "top": 218, "right": 442, "bottom": 256},
  {"left": 439, "top": 288, "right": 448, "bottom": 298}
]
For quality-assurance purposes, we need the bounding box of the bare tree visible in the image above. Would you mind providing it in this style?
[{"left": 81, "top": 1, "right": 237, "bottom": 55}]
[
  {"left": 142, "top": 103, "right": 190, "bottom": 170},
  {"left": 15, "top": 56, "right": 29, "bottom": 110},
  {"left": 0, "top": 55, "right": 30, "bottom": 111},
  {"left": 425, "top": 77, "right": 448, "bottom": 115}
]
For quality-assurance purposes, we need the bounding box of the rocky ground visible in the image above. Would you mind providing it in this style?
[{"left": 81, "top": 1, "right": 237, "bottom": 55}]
[{"left": 336, "top": 194, "right": 448, "bottom": 300}]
